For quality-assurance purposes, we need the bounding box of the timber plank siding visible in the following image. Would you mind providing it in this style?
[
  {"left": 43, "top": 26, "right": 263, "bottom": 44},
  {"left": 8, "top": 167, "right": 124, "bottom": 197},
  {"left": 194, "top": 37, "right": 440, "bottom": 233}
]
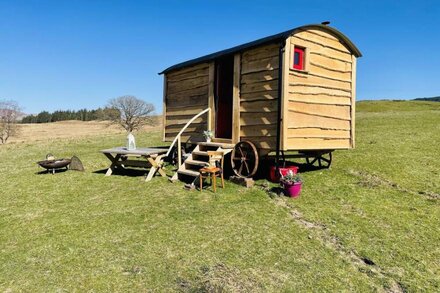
[
  {"left": 160, "top": 23, "right": 361, "bottom": 152},
  {"left": 164, "top": 62, "right": 210, "bottom": 143},
  {"left": 284, "top": 27, "right": 356, "bottom": 150},
  {"left": 239, "top": 44, "right": 280, "bottom": 150}
]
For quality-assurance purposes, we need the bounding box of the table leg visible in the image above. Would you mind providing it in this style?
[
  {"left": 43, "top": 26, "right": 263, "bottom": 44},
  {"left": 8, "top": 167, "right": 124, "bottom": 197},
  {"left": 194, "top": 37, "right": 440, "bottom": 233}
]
[
  {"left": 145, "top": 155, "right": 166, "bottom": 181},
  {"left": 104, "top": 153, "right": 121, "bottom": 176}
]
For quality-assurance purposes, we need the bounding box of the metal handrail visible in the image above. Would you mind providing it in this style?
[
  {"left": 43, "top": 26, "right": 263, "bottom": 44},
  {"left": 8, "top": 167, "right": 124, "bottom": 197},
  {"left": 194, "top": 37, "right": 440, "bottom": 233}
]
[{"left": 165, "top": 107, "right": 211, "bottom": 168}]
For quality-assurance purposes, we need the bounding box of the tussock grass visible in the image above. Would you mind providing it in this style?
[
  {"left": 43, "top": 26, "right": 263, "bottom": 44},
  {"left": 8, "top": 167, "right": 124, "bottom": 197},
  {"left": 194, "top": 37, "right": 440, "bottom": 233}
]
[{"left": 0, "top": 101, "right": 439, "bottom": 291}]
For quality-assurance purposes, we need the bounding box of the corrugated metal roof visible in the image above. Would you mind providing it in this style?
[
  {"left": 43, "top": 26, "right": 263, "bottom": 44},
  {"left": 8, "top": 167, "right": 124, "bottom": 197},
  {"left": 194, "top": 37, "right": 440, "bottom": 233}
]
[{"left": 159, "top": 24, "right": 362, "bottom": 75}]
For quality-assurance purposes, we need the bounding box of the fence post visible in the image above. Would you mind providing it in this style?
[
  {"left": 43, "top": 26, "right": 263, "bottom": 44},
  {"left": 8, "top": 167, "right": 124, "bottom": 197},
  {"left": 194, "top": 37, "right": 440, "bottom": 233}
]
[
  {"left": 177, "top": 136, "right": 182, "bottom": 168},
  {"left": 207, "top": 108, "right": 212, "bottom": 132}
]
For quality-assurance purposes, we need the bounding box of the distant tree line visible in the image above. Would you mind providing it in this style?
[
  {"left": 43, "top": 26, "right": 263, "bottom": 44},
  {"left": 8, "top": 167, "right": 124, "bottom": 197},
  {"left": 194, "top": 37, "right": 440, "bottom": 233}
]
[
  {"left": 21, "top": 108, "right": 119, "bottom": 124},
  {"left": 413, "top": 96, "right": 440, "bottom": 102}
]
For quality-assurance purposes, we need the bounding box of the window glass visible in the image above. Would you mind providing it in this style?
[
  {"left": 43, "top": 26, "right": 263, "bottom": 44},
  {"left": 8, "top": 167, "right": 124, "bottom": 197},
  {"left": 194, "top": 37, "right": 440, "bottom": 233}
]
[{"left": 293, "top": 47, "right": 305, "bottom": 70}]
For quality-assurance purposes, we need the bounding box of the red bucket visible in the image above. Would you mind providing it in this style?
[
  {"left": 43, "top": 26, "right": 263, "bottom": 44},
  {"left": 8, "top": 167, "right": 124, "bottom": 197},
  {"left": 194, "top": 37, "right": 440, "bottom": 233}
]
[{"left": 269, "top": 165, "right": 299, "bottom": 183}]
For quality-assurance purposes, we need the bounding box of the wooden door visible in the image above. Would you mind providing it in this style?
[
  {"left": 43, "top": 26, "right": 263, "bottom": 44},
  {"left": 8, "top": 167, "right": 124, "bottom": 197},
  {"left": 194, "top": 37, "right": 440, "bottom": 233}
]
[{"left": 214, "top": 56, "right": 234, "bottom": 139}]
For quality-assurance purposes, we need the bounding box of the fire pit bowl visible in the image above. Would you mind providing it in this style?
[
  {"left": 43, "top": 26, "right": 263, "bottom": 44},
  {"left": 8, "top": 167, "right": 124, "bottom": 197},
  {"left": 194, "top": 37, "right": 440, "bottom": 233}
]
[{"left": 37, "top": 158, "right": 71, "bottom": 174}]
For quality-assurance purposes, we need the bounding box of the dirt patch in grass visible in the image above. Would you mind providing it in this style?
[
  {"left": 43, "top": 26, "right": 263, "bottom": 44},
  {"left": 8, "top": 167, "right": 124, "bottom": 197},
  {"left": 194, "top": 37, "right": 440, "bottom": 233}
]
[
  {"left": 176, "top": 263, "right": 277, "bottom": 292},
  {"left": 349, "top": 169, "right": 440, "bottom": 200},
  {"left": 273, "top": 197, "right": 404, "bottom": 293}
]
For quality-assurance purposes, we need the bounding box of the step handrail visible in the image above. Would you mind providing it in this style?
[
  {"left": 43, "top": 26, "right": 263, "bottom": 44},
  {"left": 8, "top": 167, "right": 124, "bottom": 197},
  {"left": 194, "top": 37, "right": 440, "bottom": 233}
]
[{"left": 165, "top": 107, "right": 211, "bottom": 168}]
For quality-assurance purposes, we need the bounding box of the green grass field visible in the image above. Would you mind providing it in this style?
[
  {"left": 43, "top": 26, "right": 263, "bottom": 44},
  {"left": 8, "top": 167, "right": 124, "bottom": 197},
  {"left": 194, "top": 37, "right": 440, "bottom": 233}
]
[{"left": 1, "top": 101, "right": 439, "bottom": 291}]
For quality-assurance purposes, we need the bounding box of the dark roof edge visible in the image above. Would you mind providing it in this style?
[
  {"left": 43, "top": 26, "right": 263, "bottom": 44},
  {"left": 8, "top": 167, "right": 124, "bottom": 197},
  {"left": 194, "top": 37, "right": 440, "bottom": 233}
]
[{"left": 159, "top": 24, "right": 361, "bottom": 75}]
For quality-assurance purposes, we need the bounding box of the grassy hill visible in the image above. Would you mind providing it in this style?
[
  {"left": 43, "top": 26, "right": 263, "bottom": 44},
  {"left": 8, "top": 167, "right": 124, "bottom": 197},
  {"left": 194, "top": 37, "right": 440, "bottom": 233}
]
[
  {"left": 0, "top": 101, "right": 439, "bottom": 291},
  {"left": 357, "top": 99, "right": 440, "bottom": 112}
]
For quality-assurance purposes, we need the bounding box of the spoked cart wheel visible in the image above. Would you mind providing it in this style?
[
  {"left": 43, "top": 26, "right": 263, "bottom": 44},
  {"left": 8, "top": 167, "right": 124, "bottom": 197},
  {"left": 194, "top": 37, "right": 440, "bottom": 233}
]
[
  {"left": 231, "top": 141, "right": 259, "bottom": 178},
  {"left": 302, "top": 150, "right": 333, "bottom": 169}
]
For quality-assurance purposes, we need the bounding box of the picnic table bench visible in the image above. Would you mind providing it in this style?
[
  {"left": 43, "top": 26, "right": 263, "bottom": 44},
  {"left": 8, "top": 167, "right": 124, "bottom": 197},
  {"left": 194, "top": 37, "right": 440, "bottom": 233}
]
[{"left": 101, "top": 147, "right": 168, "bottom": 181}]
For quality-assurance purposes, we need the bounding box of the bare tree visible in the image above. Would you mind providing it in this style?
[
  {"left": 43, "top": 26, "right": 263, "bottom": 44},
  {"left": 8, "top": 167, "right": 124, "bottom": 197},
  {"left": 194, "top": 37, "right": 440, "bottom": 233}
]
[
  {"left": 107, "top": 95, "right": 155, "bottom": 132},
  {"left": 0, "top": 100, "right": 21, "bottom": 144}
]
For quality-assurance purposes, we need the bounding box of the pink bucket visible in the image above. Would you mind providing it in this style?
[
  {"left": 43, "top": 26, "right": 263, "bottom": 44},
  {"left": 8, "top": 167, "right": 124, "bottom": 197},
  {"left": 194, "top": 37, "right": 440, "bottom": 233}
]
[{"left": 283, "top": 182, "right": 302, "bottom": 198}]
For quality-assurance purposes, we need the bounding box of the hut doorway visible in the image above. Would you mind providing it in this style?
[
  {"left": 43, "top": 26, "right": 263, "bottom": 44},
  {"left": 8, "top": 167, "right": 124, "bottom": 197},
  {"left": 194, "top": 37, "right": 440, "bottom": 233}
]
[{"left": 214, "top": 56, "right": 234, "bottom": 139}]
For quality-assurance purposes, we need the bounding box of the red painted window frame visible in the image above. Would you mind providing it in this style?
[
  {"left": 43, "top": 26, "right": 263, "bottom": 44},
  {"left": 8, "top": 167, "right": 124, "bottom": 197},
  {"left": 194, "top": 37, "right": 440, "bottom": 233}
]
[{"left": 293, "top": 47, "right": 305, "bottom": 70}]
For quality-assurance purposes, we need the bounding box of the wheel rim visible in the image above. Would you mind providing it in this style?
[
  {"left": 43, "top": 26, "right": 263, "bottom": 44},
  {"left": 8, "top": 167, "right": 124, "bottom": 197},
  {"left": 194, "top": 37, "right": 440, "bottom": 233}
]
[
  {"left": 306, "top": 152, "right": 332, "bottom": 169},
  {"left": 231, "top": 141, "right": 259, "bottom": 178}
]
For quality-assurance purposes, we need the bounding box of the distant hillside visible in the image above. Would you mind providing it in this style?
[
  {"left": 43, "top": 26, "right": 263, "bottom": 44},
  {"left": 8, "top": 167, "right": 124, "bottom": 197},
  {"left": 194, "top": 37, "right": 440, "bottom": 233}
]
[
  {"left": 413, "top": 96, "right": 440, "bottom": 102},
  {"left": 357, "top": 100, "right": 440, "bottom": 113}
]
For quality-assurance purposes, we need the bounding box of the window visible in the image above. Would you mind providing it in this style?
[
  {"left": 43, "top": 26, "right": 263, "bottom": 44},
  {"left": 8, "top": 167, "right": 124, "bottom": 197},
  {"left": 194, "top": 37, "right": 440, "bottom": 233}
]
[{"left": 293, "top": 47, "right": 305, "bottom": 70}]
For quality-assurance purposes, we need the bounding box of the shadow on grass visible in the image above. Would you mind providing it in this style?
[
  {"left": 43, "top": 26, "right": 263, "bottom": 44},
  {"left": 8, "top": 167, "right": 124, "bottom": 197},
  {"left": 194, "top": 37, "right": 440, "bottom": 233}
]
[
  {"left": 35, "top": 168, "right": 68, "bottom": 175},
  {"left": 93, "top": 168, "right": 148, "bottom": 178}
]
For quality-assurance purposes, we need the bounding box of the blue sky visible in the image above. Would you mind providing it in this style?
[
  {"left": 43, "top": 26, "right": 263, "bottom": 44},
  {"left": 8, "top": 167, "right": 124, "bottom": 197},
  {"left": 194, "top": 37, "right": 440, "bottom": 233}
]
[{"left": 0, "top": 0, "right": 439, "bottom": 114}]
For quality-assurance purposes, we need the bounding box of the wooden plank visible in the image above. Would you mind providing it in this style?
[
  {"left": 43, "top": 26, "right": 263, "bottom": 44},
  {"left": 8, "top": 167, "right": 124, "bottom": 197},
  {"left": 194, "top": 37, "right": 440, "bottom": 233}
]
[
  {"left": 308, "top": 52, "right": 352, "bottom": 72},
  {"left": 309, "top": 51, "right": 352, "bottom": 64},
  {"left": 288, "top": 101, "right": 351, "bottom": 120},
  {"left": 286, "top": 137, "right": 351, "bottom": 150},
  {"left": 166, "top": 94, "right": 208, "bottom": 108},
  {"left": 241, "top": 56, "right": 279, "bottom": 74},
  {"left": 281, "top": 40, "right": 291, "bottom": 150},
  {"left": 289, "top": 109, "right": 349, "bottom": 121},
  {"left": 289, "top": 85, "right": 351, "bottom": 98},
  {"left": 117, "top": 160, "right": 150, "bottom": 168},
  {"left": 307, "top": 63, "right": 352, "bottom": 81},
  {"left": 306, "top": 29, "right": 340, "bottom": 41},
  {"left": 165, "top": 116, "right": 205, "bottom": 126},
  {"left": 294, "top": 30, "right": 351, "bottom": 53},
  {"left": 287, "top": 111, "right": 351, "bottom": 130},
  {"left": 167, "top": 71, "right": 208, "bottom": 83},
  {"left": 241, "top": 70, "right": 279, "bottom": 84},
  {"left": 240, "top": 112, "right": 278, "bottom": 126},
  {"left": 242, "top": 50, "right": 279, "bottom": 63},
  {"left": 166, "top": 105, "right": 208, "bottom": 116},
  {"left": 289, "top": 83, "right": 351, "bottom": 94},
  {"left": 232, "top": 53, "right": 241, "bottom": 144},
  {"left": 240, "top": 79, "right": 278, "bottom": 94},
  {"left": 298, "top": 70, "right": 353, "bottom": 84},
  {"left": 286, "top": 128, "right": 350, "bottom": 139},
  {"left": 167, "top": 92, "right": 208, "bottom": 104},
  {"left": 241, "top": 136, "right": 277, "bottom": 150},
  {"left": 242, "top": 44, "right": 279, "bottom": 61},
  {"left": 351, "top": 55, "right": 357, "bottom": 148},
  {"left": 240, "top": 124, "right": 277, "bottom": 137},
  {"left": 166, "top": 101, "right": 208, "bottom": 111},
  {"left": 289, "top": 72, "right": 351, "bottom": 91},
  {"left": 162, "top": 75, "right": 167, "bottom": 142},
  {"left": 208, "top": 62, "right": 215, "bottom": 132},
  {"left": 304, "top": 45, "right": 311, "bottom": 72},
  {"left": 240, "top": 99, "right": 278, "bottom": 113},
  {"left": 167, "top": 75, "right": 209, "bottom": 93},
  {"left": 290, "top": 36, "right": 352, "bottom": 62},
  {"left": 165, "top": 130, "right": 204, "bottom": 137},
  {"left": 309, "top": 61, "right": 351, "bottom": 74},
  {"left": 166, "top": 122, "right": 206, "bottom": 133},
  {"left": 288, "top": 93, "right": 351, "bottom": 105},
  {"left": 240, "top": 90, "right": 278, "bottom": 102},
  {"left": 166, "top": 84, "right": 208, "bottom": 99},
  {"left": 167, "top": 63, "right": 209, "bottom": 78},
  {"left": 165, "top": 133, "right": 205, "bottom": 142}
]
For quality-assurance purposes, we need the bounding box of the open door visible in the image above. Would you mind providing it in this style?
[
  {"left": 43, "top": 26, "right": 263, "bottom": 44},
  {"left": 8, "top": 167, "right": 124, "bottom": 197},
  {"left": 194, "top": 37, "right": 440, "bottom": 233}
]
[{"left": 214, "top": 56, "right": 234, "bottom": 139}]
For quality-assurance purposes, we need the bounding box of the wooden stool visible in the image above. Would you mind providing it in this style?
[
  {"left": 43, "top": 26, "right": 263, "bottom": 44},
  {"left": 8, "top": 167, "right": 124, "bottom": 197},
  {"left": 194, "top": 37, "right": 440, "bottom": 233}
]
[{"left": 199, "top": 151, "right": 225, "bottom": 192}]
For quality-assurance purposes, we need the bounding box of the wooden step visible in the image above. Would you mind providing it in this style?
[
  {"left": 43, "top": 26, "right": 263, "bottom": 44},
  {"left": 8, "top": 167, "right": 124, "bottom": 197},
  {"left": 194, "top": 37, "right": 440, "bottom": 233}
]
[
  {"left": 192, "top": 150, "right": 209, "bottom": 156},
  {"left": 185, "top": 159, "right": 209, "bottom": 167},
  {"left": 177, "top": 169, "right": 200, "bottom": 177},
  {"left": 198, "top": 142, "right": 235, "bottom": 149}
]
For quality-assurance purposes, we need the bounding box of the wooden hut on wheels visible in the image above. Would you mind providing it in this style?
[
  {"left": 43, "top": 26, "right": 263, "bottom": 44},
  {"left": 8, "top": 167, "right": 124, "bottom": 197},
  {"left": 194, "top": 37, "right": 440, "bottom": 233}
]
[{"left": 159, "top": 22, "right": 362, "bottom": 182}]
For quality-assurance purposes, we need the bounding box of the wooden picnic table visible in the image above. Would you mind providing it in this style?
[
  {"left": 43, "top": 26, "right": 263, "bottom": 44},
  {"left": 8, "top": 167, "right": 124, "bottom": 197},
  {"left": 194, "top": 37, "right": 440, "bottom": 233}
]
[{"left": 101, "top": 147, "right": 168, "bottom": 181}]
